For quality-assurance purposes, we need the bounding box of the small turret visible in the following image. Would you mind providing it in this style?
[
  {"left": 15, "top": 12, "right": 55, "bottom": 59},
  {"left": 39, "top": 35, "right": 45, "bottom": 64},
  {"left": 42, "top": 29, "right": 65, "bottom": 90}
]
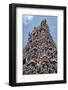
[
  {"left": 41, "top": 19, "right": 47, "bottom": 25},
  {"left": 41, "top": 19, "right": 48, "bottom": 30}
]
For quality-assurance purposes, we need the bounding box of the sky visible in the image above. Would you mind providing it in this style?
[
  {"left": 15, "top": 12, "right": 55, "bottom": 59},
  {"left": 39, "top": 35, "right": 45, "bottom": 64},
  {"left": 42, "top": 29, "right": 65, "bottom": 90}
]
[{"left": 23, "top": 15, "right": 57, "bottom": 47}]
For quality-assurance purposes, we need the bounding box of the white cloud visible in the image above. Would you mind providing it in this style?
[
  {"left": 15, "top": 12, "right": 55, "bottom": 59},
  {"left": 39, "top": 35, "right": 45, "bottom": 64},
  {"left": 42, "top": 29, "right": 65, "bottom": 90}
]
[
  {"left": 24, "top": 16, "right": 34, "bottom": 24},
  {"left": 26, "top": 16, "right": 33, "bottom": 20}
]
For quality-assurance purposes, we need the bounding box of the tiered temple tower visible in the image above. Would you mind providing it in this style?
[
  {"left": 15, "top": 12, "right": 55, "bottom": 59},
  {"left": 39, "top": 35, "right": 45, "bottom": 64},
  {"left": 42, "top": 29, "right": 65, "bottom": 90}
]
[{"left": 23, "top": 19, "right": 57, "bottom": 74}]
